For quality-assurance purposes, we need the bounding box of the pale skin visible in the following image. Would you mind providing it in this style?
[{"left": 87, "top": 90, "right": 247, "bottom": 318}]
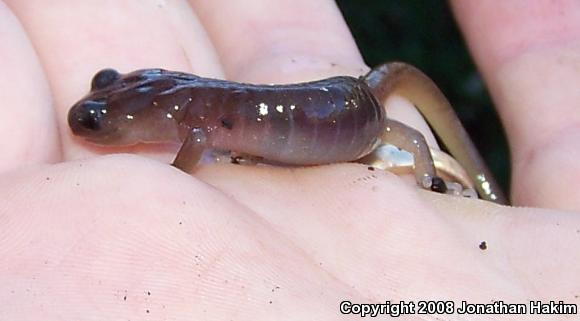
[{"left": 0, "top": 1, "right": 580, "bottom": 321}]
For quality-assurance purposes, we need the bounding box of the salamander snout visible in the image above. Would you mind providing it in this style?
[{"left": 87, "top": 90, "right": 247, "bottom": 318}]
[{"left": 68, "top": 100, "right": 110, "bottom": 138}]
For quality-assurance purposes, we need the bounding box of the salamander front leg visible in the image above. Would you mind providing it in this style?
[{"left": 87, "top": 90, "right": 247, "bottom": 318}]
[
  {"left": 172, "top": 127, "right": 207, "bottom": 173},
  {"left": 382, "top": 119, "right": 447, "bottom": 193}
]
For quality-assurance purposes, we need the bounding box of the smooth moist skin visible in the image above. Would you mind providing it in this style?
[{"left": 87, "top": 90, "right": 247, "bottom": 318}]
[
  {"left": 69, "top": 69, "right": 385, "bottom": 164},
  {"left": 68, "top": 64, "right": 507, "bottom": 204}
]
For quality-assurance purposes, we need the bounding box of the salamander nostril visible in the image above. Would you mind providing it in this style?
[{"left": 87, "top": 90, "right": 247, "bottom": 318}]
[{"left": 91, "top": 68, "right": 121, "bottom": 90}]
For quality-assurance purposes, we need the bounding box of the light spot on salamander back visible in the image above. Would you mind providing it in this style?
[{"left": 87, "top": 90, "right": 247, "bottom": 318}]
[{"left": 258, "top": 102, "right": 269, "bottom": 116}]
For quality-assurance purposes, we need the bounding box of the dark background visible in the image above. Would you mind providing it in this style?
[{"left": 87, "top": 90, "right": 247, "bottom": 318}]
[{"left": 336, "top": 0, "right": 510, "bottom": 189}]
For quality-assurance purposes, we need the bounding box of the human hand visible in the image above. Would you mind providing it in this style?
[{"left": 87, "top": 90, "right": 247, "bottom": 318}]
[{"left": 1, "top": 1, "right": 579, "bottom": 320}]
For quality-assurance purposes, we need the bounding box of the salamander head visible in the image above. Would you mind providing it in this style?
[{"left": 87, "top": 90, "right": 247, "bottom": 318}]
[{"left": 68, "top": 68, "right": 186, "bottom": 145}]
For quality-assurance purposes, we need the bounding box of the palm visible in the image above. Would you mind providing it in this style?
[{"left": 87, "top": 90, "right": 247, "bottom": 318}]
[{"left": 1, "top": 1, "right": 579, "bottom": 320}]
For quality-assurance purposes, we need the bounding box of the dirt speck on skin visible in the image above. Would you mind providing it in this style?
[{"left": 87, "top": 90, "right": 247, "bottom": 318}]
[
  {"left": 230, "top": 156, "right": 244, "bottom": 164},
  {"left": 271, "top": 286, "right": 280, "bottom": 292},
  {"left": 123, "top": 295, "right": 127, "bottom": 301},
  {"left": 146, "top": 309, "right": 150, "bottom": 313},
  {"left": 367, "top": 166, "right": 375, "bottom": 171},
  {"left": 479, "top": 241, "right": 488, "bottom": 250},
  {"left": 45, "top": 177, "right": 50, "bottom": 181}
]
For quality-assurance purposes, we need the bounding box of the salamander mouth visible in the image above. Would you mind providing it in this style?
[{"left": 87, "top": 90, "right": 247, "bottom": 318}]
[{"left": 81, "top": 128, "right": 126, "bottom": 145}]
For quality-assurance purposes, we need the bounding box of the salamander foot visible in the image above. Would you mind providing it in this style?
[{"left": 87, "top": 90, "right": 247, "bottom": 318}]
[{"left": 430, "top": 176, "right": 448, "bottom": 193}]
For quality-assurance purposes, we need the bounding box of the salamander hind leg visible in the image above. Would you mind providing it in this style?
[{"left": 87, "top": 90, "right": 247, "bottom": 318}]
[
  {"left": 364, "top": 62, "right": 507, "bottom": 203},
  {"left": 381, "top": 119, "right": 446, "bottom": 193},
  {"left": 172, "top": 127, "right": 207, "bottom": 173}
]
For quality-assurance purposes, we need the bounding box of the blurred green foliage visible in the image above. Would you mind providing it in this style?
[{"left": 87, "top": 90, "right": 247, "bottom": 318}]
[{"left": 336, "top": 0, "right": 510, "bottom": 189}]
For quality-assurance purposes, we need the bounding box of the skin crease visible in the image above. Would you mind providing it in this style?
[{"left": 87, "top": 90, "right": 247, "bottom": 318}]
[{"left": 0, "top": 1, "right": 579, "bottom": 321}]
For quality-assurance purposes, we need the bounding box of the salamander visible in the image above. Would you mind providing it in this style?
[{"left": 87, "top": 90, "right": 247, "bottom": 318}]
[{"left": 68, "top": 62, "right": 507, "bottom": 204}]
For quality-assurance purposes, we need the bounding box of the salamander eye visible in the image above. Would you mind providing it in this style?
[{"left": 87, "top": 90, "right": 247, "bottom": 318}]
[{"left": 91, "top": 68, "right": 121, "bottom": 90}]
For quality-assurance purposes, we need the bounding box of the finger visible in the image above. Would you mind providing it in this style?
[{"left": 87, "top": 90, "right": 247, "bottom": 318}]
[
  {"left": 0, "top": 157, "right": 375, "bottom": 321},
  {"left": 451, "top": 1, "right": 580, "bottom": 210},
  {"left": 424, "top": 192, "right": 580, "bottom": 300},
  {"left": 188, "top": 0, "right": 365, "bottom": 82},
  {"left": 197, "top": 164, "right": 544, "bottom": 302},
  {"left": 0, "top": 1, "right": 59, "bottom": 173},
  {"left": 188, "top": 0, "right": 438, "bottom": 145},
  {"left": 5, "top": 0, "right": 222, "bottom": 161}
]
